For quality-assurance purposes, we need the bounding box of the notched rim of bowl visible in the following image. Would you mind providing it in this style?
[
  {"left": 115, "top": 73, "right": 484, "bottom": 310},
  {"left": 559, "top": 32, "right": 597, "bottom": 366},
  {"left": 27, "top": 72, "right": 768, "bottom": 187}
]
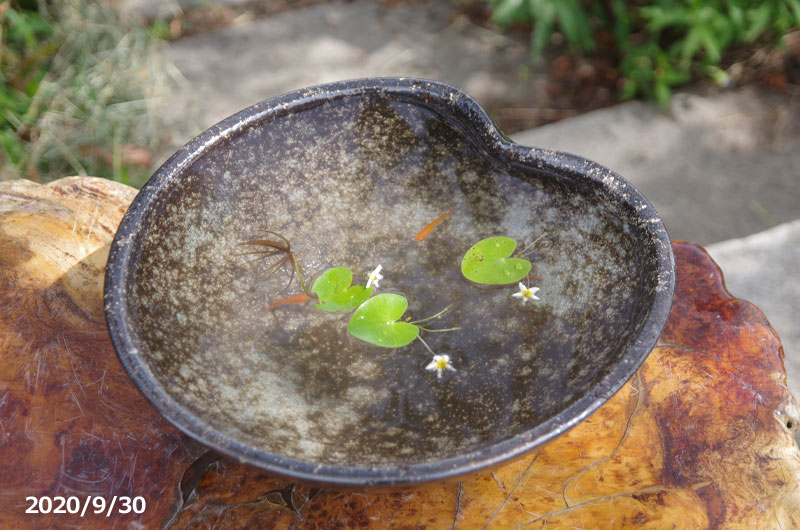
[{"left": 104, "top": 77, "right": 675, "bottom": 488}]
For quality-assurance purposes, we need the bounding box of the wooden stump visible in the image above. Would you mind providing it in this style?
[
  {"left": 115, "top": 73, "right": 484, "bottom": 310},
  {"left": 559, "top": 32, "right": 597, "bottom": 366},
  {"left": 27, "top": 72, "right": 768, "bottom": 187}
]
[{"left": 1, "top": 177, "right": 799, "bottom": 529}]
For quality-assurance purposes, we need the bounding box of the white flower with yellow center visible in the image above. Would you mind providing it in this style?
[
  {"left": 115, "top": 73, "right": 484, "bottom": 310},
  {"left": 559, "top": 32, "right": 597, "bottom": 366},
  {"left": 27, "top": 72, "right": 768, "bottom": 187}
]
[
  {"left": 426, "top": 354, "right": 456, "bottom": 379},
  {"left": 366, "top": 264, "right": 383, "bottom": 289},
  {"left": 512, "top": 282, "right": 540, "bottom": 305}
]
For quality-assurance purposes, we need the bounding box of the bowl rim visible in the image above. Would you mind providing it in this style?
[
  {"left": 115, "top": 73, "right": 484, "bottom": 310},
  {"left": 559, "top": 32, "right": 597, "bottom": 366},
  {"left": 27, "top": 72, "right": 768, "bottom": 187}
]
[{"left": 104, "top": 77, "right": 675, "bottom": 488}]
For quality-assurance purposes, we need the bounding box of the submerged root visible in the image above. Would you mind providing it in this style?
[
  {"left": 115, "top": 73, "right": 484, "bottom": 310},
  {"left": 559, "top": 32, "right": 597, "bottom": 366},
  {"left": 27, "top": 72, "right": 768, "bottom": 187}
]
[{"left": 238, "top": 230, "right": 308, "bottom": 294}]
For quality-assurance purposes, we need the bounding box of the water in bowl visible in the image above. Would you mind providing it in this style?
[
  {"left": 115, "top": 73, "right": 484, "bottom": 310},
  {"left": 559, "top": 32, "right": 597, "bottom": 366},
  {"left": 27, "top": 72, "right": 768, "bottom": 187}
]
[{"left": 132, "top": 92, "right": 656, "bottom": 466}]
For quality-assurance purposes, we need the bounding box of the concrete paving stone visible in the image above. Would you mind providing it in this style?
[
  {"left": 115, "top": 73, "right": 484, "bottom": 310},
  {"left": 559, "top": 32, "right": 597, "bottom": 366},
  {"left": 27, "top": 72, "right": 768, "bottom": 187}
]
[
  {"left": 159, "top": 0, "right": 542, "bottom": 150},
  {"left": 121, "top": 0, "right": 183, "bottom": 20},
  {"left": 512, "top": 87, "right": 800, "bottom": 245},
  {"left": 707, "top": 221, "right": 800, "bottom": 400},
  {"left": 121, "top": 0, "right": 251, "bottom": 20}
]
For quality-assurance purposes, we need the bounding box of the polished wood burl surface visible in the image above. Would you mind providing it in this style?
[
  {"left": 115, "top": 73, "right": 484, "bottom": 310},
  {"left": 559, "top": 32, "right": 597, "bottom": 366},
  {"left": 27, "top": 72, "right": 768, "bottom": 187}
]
[{"left": 1, "top": 177, "right": 799, "bottom": 528}]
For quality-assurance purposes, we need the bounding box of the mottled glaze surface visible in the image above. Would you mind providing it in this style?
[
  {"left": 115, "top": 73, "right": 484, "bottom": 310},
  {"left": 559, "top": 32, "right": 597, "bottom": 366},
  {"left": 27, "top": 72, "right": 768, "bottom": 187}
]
[{"left": 105, "top": 78, "right": 674, "bottom": 487}]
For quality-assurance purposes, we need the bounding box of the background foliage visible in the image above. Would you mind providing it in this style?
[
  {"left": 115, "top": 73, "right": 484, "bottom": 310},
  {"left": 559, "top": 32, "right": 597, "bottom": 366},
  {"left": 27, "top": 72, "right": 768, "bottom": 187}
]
[
  {"left": 1, "top": 0, "right": 797, "bottom": 186},
  {"left": 0, "top": 0, "right": 173, "bottom": 185},
  {"left": 488, "top": 0, "right": 800, "bottom": 105}
]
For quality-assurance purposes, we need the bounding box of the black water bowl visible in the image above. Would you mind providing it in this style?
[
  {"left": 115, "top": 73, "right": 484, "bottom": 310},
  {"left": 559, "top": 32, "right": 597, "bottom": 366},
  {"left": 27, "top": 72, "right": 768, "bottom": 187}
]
[{"left": 104, "top": 78, "right": 674, "bottom": 488}]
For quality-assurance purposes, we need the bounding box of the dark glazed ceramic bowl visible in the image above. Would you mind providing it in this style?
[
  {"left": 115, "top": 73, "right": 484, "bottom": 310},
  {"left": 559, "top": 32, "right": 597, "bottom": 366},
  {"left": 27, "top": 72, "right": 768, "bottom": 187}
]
[{"left": 104, "top": 78, "right": 674, "bottom": 488}]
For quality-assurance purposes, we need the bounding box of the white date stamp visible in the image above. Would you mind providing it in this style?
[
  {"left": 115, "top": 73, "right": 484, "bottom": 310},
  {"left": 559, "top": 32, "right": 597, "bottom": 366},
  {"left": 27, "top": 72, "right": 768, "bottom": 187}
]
[{"left": 25, "top": 496, "right": 146, "bottom": 517}]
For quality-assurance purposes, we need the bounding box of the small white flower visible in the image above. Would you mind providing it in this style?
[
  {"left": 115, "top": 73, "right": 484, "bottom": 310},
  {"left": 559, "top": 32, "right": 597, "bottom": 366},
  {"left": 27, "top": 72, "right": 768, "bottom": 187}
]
[
  {"left": 512, "top": 282, "right": 540, "bottom": 305},
  {"left": 426, "top": 354, "right": 456, "bottom": 379},
  {"left": 366, "top": 264, "right": 384, "bottom": 289}
]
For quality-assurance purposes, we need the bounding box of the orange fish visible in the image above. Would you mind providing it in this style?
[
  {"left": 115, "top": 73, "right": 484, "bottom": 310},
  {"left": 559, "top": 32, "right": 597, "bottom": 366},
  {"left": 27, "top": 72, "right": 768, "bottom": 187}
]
[
  {"left": 414, "top": 209, "right": 452, "bottom": 242},
  {"left": 266, "top": 293, "right": 311, "bottom": 313}
]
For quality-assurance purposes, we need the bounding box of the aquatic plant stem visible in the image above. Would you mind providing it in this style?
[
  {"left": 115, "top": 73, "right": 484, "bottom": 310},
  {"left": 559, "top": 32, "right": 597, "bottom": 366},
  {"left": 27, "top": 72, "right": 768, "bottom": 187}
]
[
  {"left": 515, "top": 232, "right": 548, "bottom": 258},
  {"left": 409, "top": 304, "right": 452, "bottom": 325},
  {"left": 417, "top": 335, "right": 436, "bottom": 356},
  {"left": 291, "top": 254, "right": 309, "bottom": 296},
  {"left": 418, "top": 326, "right": 462, "bottom": 333}
]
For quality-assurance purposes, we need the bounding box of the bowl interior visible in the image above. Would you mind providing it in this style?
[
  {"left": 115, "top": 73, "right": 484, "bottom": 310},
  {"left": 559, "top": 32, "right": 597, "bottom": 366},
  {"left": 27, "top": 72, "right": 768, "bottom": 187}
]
[{"left": 110, "top": 80, "right": 671, "bottom": 484}]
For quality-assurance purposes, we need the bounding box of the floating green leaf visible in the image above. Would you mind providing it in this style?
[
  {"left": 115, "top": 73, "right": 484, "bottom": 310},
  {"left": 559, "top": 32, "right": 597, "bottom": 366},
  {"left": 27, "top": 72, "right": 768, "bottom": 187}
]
[
  {"left": 461, "top": 236, "right": 532, "bottom": 284},
  {"left": 311, "top": 267, "right": 372, "bottom": 312},
  {"left": 347, "top": 293, "right": 419, "bottom": 348}
]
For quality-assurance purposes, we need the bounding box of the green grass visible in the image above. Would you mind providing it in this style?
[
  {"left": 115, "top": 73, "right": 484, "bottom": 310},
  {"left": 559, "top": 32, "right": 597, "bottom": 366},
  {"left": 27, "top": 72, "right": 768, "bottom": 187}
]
[{"left": 1, "top": 0, "right": 176, "bottom": 187}]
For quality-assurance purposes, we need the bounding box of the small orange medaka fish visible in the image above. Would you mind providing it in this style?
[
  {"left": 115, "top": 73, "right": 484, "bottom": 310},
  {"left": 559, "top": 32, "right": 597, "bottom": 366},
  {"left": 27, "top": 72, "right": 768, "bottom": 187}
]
[
  {"left": 414, "top": 209, "right": 452, "bottom": 242},
  {"left": 265, "top": 294, "right": 311, "bottom": 313}
]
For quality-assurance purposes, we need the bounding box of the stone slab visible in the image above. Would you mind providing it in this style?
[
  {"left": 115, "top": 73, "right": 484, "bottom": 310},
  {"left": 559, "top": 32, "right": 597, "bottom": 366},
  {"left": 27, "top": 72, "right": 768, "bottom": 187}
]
[
  {"left": 512, "top": 87, "right": 800, "bottom": 246},
  {"left": 159, "top": 0, "right": 535, "bottom": 149}
]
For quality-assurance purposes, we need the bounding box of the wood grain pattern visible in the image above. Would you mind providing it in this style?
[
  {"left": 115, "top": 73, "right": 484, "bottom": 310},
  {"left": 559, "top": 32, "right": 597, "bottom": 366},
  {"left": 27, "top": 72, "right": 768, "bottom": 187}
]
[
  {"left": 0, "top": 178, "right": 205, "bottom": 529},
  {"left": 1, "top": 177, "right": 799, "bottom": 529}
]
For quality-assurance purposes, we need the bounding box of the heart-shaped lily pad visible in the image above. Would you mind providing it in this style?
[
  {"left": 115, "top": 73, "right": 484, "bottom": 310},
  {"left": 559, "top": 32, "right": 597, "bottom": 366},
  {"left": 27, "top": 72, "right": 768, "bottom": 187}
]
[
  {"left": 347, "top": 293, "right": 419, "bottom": 348},
  {"left": 461, "top": 236, "right": 532, "bottom": 284},
  {"left": 311, "top": 267, "right": 372, "bottom": 312}
]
